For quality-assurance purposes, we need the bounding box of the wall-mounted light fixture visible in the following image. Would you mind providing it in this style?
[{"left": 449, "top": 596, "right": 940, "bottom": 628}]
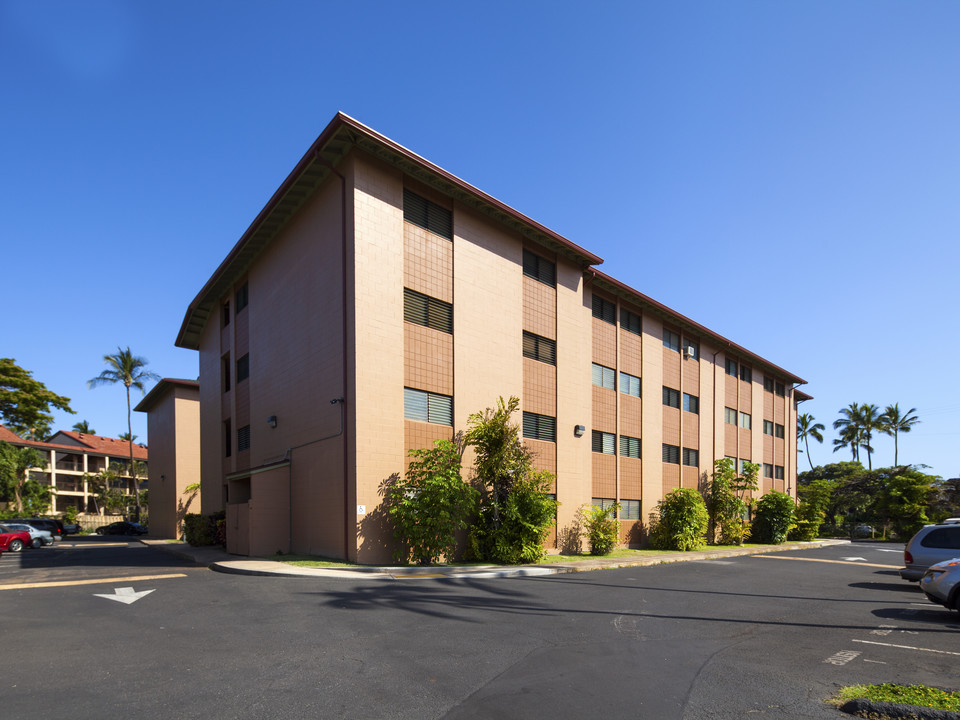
[
  {"left": 160, "top": 474, "right": 165, "bottom": 483},
  {"left": 574, "top": 424, "right": 586, "bottom": 437},
  {"left": 267, "top": 415, "right": 278, "bottom": 429}
]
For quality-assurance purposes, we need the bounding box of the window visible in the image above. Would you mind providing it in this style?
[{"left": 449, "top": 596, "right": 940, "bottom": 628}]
[
  {"left": 740, "top": 365, "right": 752, "bottom": 383},
  {"left": 592, "top": 430, "right": 615, "bottom": 454},
  {"left": 224, "top": 420, "right": 232, "bottom": 458},
  {"left": 775, "top": 382, "right": 786, "bottom": 397},
  {"left": 237, "top": 425, "right": 251, "bottom": 452},
  {"left": 592, "top": 498, "right": 617, "bottom": 512},
  {"left": 620, "top": 372, "right": 641, "bottom": 398},
  {"left": 403, "top": 189, "right": 453, "bottom": 240},
  {"left": 774, "top": 424, "right": 785, "bottom": 439},
  {"left": 221, "top": 354, "right": 231, "bottom": 393},
  {"left": 763, "top": 420, "right": 774, "bottom": 436},
  {"left": 592, "top": 363, "right": 615, "bottom": 390},
  {"left": 222, "top": 303, "right": 230, "bottom": 327},
  {"left": 404, "top": 288, "right": 453, "bottom": 334},
  {"left": 523, "top": 331, "right": 556, "bottom": 365},
  {"left": 236, "top": 354, "right": 249, "bottom": 383},
  {"left": 620, "top": 435, "right": 641, "bottom": 458},
  {"left": 663, "top": 329, "right": 680, "bottom": 352},
  {"left": 683, "top": 393, "right": 699, "bottom": 414},
  {"left": 739, "top": 412, "right": 752, "bottom": 430},
  {"left": 662, "top": 386, "right": 680, "bottom": 408},
  {"left": 739, "top": 458, "right": 748, "bottom": 474},
  {"left": 591, "top": 295, "right": 615, "bottom": 324},
  {"left": 620, "top": 308, "right": 641, "bottom": 335},
  {"left": 235, "top": 283, "right": 248, "bottom": 313},
  {"left": 662, "top": 444, "right": 680, "bottom": 464},
  {"left": 523, "top": 412, "right": 556, "bottom": 442},
  {"left": 920, "top": 528, "right": 960, "bottom": 549},
  {"left": 775, "top": 465, "right": 785, "bottom": 480},
  {"left": 621, "top": 500, "right": 640, "bottom": 520},
  {"left": 725, "top": 358, "right": 738, "bottom": 377},
  {"left": 763, "top": 463, "right": 773, "bottom": 478},
  {"left": 764, "top": 377, "right": 775, "bottom": 393},
  {"left": 682, "top": 447, "right": 699, "bottom": 467},
  {"left": 404, "top": 388, "right": 453, "bottom": 425},
  {"left": 724, "top": 407, "right": 737, "bottom": 425},
  {"left": 522, "top": 249, "right": 556, "bottom": 287}
]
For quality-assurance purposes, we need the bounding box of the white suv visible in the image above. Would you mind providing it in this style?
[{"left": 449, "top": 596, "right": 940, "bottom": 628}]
[{"left": 901, "top": 519, "right": 960, "bottom": 581}]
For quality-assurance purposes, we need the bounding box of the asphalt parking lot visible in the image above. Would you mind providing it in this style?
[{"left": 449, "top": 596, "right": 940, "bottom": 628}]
[{"left": 1, "top": 539, "right": 957, "bottom": 719}]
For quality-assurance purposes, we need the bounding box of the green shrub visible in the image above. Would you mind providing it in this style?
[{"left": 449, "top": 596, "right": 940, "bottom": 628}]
[
  {"left": 752, "top": 491, "right": 796, "bottom": 544},
  {"left": 650, "top": 488, "right": 708, "bottom": 551},
  {"left": 468, "top": 469, "right": 558, "bottom": 565},
  {"left": 705, "top": 458, "right": 757, "bottom": 546},
  {"left": 578, "top": 502, "right": 621, "bottom": 556},
  {"left": 386, "top": 440, "right": 477, "bottom": 565},
  {"left": 184, "top": 512, "right": 220, "bottom": 546}
]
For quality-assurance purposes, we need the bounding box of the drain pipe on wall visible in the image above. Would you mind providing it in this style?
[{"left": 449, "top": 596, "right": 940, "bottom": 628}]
[{"left": 285, "top": 397, "right": 345, "bottom": 552}]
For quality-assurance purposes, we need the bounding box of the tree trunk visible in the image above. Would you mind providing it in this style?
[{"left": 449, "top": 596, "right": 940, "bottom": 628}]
[{"left": 126, "top": 383, "right": 142, "bottom": 523}]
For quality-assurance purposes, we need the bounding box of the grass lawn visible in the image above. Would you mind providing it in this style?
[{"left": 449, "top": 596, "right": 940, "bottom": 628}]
[{"left": 832, "top": 684, "right": 960, "bottom": 712}]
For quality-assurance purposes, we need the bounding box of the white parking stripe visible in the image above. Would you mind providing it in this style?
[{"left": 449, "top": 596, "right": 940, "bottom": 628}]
[{"left": 852, "top": 639, "right": 960, "bottom": 656}]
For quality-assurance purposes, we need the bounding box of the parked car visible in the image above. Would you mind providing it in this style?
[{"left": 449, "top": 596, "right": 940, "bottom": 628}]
[
  {"left": 900, "top": 519, "right": 960, "bottom": 581},
  {"left": 0, "top": 525, "right": 33, "bottom": 552},
  {"left": 1, "top": 523, "right": 53, "bottom": 548},
  {"left": 62, "top": 522, "right": 81, "bottom": 535},
  {"left": 96, "top": 522, "right": 148, "bottom": 536},
  {"left": 6, "top": 518, "right": 64, "bottom": 541},
  {"left": 920, "top": 558, "right": 960, "bottom": 611}
]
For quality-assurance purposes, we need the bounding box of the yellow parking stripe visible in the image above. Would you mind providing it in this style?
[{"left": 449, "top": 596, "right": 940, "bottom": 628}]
[
  {"left": 0, "top": 573, "right": 188, "bottom": 591},
  {"left": 755, "top": 556, "right": 899, "bottom": 570}
]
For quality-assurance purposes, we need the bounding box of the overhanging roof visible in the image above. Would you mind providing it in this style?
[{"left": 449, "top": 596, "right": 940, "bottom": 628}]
[
  {"left": 176, "top": 112, "right": 603, "bottom": 350},
  {"left": 134, "top": 378, "right": 200, "bottom": 414}
]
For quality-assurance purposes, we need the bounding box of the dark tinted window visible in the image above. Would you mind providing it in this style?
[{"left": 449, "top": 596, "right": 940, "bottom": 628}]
[{"left": 920, "top": 527, "right": 960, "bottom": 549}]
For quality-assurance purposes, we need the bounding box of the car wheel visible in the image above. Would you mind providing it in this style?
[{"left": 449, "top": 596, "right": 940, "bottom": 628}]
[
  {"left": 30, "top": 538, "right": 41, "bottom": 549},
  {"left": 9, "top": 539, "right": 23, "bottom": 552}
]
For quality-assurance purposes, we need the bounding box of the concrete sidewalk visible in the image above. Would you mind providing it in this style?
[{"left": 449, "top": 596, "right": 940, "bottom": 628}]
[{"left": 141, "top": 538, "right": 852, "bottom": 580}]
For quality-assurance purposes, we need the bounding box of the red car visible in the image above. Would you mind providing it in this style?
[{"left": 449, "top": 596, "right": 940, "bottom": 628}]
[{"left": 0, "top": 525, "right": 32, "bottom": 553}]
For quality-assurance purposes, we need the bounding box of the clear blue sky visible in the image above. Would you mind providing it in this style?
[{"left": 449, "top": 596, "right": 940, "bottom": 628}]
[{"left": 1, "top": 1, "right": 957, "bottom": 479}]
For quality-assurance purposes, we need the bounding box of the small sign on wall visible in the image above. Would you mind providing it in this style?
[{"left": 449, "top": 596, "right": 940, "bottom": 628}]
[{"left": 357, "top": 505, "right": 366, "bottom": 515}]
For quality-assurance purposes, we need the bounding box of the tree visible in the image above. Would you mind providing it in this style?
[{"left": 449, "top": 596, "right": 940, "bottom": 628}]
[
  {"left": 879, "top": 404, "right": 920, "bottom": 466},
  {"left": 385, "top": 439, "right": 478, "bottom": 565},
  {"left": 577, "top": 502, "right": 621, "bottom": 556},
  {"left": 89, "top": 465, "right": 128, "bottom": 515},
  {"left": 751, "top": 490, "right": 796, "bottom": 544},
  {"left": 0, "top": 441, "right": 48, "bottom": 512},
  {"left": 704, "top": 458, "right": 758, "bottom": 545},
  {"left": 72, "top": 420, "right": 96, "bottom": 434},
  {"left": 89, "top": 347, "right": 158, "bottom": 521},
  {"left": 464, "top": 396, "right": 558, "bottom": 564},
  {"left": 856, "top": 403, "right": 884, "bottom": 470},
  {"left": 796, "top": 413, "right": 825, "bottom": 470},
  {"left": 833, "top": 403, "right": 881, "bottom": 467},
  {"left": 118, "top": 432, "right": 138, "bottom": 442},
  {"left": 873, "top": 469, "right": 937, "bottom": 539},
  {"left": 0, "top": 358, "right": 74, "bottom": 439}
]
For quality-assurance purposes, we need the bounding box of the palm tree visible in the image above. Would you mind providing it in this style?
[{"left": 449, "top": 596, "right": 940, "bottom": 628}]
[
  {"left": 880, "top": 403, "right": 920, "bottom": 466},
  {"left": 796, "top": 413, "right": 825, "bottom": 470},
  {"left": 833, "top": 403, "right": 864, "bottom": 463},
  {"left": 118, "top": 431, "right": 138, "bottom": 442},
  {"left": 89, "top": 347, "right": 159, "bottom": 521},
  {"left": 857, "top": 403, "right": 884, "bottom": 470},
  {"left": 72, "top": 420, "right": 96, "bottom": 434}
]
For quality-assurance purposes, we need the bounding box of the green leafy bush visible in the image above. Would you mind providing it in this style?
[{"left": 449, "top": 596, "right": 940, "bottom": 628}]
[
  {"left": 184, "top": 512, "right": 221, "bottom": 546},
  {"left": 386, "top": 440, "right": 477, "bottom": 565},
  {"left": 751, "top": 491, "right": 796, "bottom": 544},
  {"left": 468, "top": 469, "right": 558, "bottom": 564},
  {"left": 578, "top": 502, "right": 621, "bottom": 556},
  {"left": 705, "top": 458, "right": 757, "bottom": 545},
  {"left": 650, "top": 488, "right": 708, "bottom": 551}
]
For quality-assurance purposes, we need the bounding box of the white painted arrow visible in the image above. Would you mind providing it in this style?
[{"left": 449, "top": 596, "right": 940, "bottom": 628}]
[
  {"left": 94, "top": 587, "right": 155, "bottom": 604},
  {"left": 840, "top": 556, "right": 867, "bottom": 562}
]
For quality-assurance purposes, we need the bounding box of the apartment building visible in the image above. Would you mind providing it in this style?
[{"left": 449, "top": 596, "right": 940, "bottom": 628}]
[
  {"left": 176, "top": 112, "right": 807, "bottom": 563},
  {"left": 0, "top": 425, "right": 148, "bottom": 515}
]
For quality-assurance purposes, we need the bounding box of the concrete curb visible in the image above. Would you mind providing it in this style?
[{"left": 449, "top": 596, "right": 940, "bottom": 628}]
[{"left": 143, "top": 537, "right": 852, "bottom": 580}]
